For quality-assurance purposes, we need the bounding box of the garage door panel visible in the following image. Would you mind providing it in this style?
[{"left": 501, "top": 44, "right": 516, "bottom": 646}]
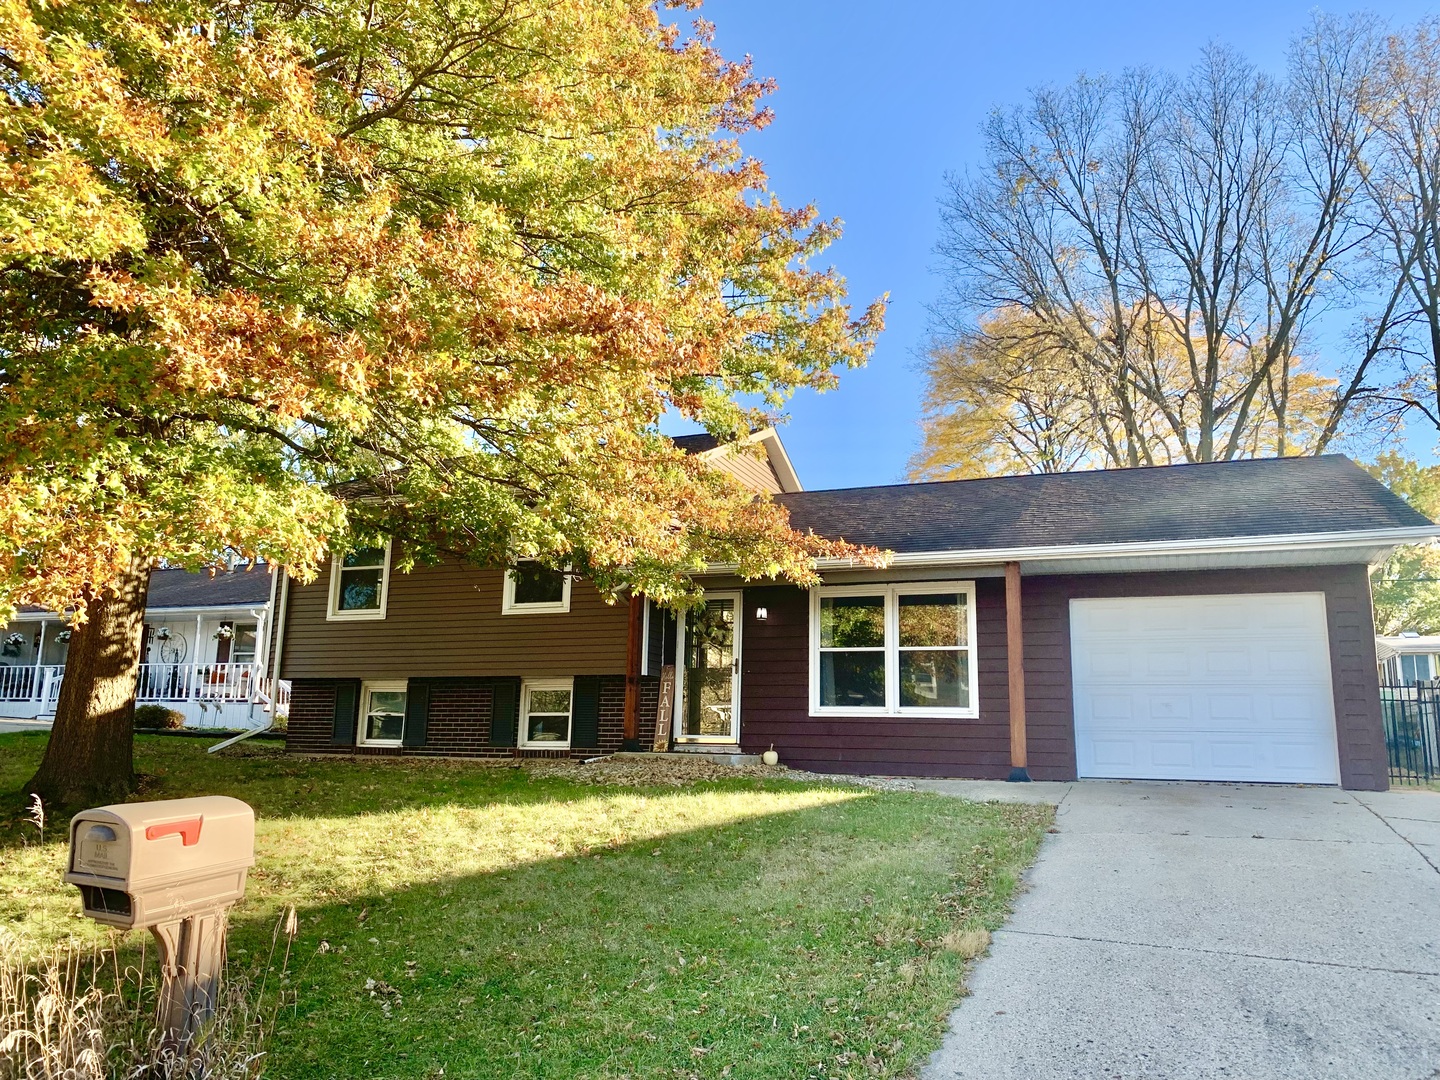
[
  {"left": 1206, "top": 646, "right": 1253, "bottom": 677},
  {"left": 1071, "top": 594, "right": 1339, "bottom": 785}
]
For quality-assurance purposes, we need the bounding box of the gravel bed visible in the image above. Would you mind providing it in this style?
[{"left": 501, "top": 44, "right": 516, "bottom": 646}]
[{"left": 521, "top": 754, "right": 917, "bottom": 791}]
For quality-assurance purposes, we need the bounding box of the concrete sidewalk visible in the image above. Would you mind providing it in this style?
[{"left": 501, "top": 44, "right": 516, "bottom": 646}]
[
  {"left": 916, "top": 780, "right": 1440, "bottom": 1080},
  {"left": 0, "top": 719, "right": 50, "bottom": 734}
]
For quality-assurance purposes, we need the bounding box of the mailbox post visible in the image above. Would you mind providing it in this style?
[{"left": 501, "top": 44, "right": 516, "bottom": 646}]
[{"left": 65, "top": 796, "right": 255, "bottom": 1046}]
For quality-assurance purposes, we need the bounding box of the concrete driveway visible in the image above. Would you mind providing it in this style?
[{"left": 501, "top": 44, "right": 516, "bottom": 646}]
[{"left": 916, "top": 780, "right": 1440, "bottom": 1080}]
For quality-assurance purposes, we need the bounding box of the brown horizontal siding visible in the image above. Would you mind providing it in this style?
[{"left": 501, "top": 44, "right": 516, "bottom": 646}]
[
  {"left": 737, "top": 565, "right": 1385, "bottom": 790},
  {"left": 711, "top": 450, "right": 783, "bottom": 494},
  {"left": 279, "top": 558, "right": 629, "bottom": 680}
]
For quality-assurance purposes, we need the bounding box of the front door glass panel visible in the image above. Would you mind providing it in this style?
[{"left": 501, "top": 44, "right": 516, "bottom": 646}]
[{"left": 683, "top": 598, "right": 736, "bottom": 739}]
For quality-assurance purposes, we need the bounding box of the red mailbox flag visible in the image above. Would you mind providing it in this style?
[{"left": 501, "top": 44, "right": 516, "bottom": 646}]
[{"left": 145, "top": 818, "right": 203, "bottom": 846}]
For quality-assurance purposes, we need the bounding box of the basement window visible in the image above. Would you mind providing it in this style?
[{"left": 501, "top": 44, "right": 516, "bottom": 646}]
[{"left": 520, "top": 678, "right": 574, "bottom": 748}]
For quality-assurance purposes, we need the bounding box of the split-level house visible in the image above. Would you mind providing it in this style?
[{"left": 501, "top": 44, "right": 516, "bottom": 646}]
[
  {"left": 0, "top": 563, "right": 285, "bottom": 727},
  {"left": 272, "top": 436, "right": 1438, "bottom": 791}
]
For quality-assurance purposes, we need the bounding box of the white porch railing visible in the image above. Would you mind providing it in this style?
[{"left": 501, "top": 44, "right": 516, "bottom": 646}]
[
  {"left": 0, "top": 662, "right": 288, "bottom": 718},
  {"left": 0, "top": 664, "right": 62, "bottom": 706}
]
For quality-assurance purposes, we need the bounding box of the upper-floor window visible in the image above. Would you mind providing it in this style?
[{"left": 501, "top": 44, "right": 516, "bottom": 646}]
[
  {"left": 327, "top": 542, "right": 391, "bottom": 621},
  {"left": 502, "top": 563, "right": 571, "bottom": 614},
  {"left": 810, "top": 582, "right": 978, "bottom": 718}
]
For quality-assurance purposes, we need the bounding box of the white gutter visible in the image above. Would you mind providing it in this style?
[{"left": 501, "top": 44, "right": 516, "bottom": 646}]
[
  {"left": 849, "top": 525, "right": 1440, "bottom": 569},
  {"left": 699, "top": 525, "right": 1440, "bottom": 575},
  {"left": 143, "top": 603, "right": 272, "bottom": 615}
]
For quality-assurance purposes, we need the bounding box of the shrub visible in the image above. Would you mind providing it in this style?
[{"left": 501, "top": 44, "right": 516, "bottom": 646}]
[{"left": 133, "top": 705, "right": 186, "bottom": 730}]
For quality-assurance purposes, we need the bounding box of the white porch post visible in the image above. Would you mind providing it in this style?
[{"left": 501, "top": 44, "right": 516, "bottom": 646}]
[
  {"left": 193, "top": 613, "right": 204, "bottom": 699},
  {"left": 32, "top": 620, "right": 46, "bottom": 702}
]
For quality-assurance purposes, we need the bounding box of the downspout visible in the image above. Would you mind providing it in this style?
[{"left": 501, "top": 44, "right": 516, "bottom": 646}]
[
  {"left": 210, "top": 569, "right": 288, "bottom": 756},
  {"left": 270, "top": 569, "right": 290, "bottom": 687}
]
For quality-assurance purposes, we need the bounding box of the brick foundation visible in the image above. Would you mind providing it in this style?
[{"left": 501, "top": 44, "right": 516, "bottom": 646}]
[{"left": 286, "top": 675, "right": 662, "bottom": 760}]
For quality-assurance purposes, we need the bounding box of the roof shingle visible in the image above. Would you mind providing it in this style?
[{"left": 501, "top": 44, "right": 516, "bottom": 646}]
[
  {"left": 778, "top": 455, "right": 1433, "bottom": 553},
  {"left": 145, "top": 564, "right": 275, "bottom": 609}
]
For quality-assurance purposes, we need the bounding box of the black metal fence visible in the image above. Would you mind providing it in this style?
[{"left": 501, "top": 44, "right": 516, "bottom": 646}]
[{"left": 1380, "top": 683, "right": 1440, "bottom": 784}]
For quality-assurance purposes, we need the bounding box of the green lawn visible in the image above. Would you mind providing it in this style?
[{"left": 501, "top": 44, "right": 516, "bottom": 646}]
[{"left": 0, "top": 733, "right": 1051, "bottom": 1080}]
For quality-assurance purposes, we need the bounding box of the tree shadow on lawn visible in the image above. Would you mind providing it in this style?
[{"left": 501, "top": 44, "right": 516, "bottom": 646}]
[
  {"left": 221, "top": 789, "right": 1047, "bottom": 1080},
  {"left": 0, "top": 731, "right": 1052, "bottom": 1079},
  {"left": 0, "top": 731, "right": 662, "bottom": 845}
]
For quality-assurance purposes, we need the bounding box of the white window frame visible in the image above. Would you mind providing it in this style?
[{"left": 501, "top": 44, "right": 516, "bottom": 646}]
[
  {"left": 502, "top": 563, "right": 572, "bottom": 615},
  {"left": 809, "top": 581, "right": 979, "bottom": 719},
  {"left": 326, "top": 540, "right": 392, "bottom": 621},
  {"left": 520, "top": 677, "right": 575, "bottom": 748},
  {"left": 359, "top": 680, "right": 407, "bottom": 746}
]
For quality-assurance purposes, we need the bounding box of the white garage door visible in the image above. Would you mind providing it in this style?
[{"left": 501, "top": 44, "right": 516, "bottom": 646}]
[{"left": 1070, "top": 593, "right": 1340, "bottom": 784}]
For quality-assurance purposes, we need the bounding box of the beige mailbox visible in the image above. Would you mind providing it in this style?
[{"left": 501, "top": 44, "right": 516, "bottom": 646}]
[{"left": 66, "top": 796, "right": 256, "bottom": 1045}]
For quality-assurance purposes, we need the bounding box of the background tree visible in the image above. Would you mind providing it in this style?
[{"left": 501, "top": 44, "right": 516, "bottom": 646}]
[
  {"left": 1357, "top": 18, "right": 1440, "bottom": 433},
  {"left": 0, "top": 0, "right": 885, "bottom": 805},
  {"left": 922, "top": 15, "right": 1398, "bottom": 477},
  {"left": 911, "top": 306, "right": 1342, "bottom": 479},
  {"left": 1366, "top": 453, "right": 1440, "bottom": 634}
]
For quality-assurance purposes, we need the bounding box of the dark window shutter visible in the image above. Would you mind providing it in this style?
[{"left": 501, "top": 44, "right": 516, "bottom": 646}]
[
  {"left": 645, "top": 602, "right": 663, "bottom": 675},
  {"left": 659, "top": 608, "right": 678, "bottom": 667},
  {"left": 331, "top": 680, "right": 360, "bottom": 745},
  {"left": 489, "top": 679, "right": 520, "bottom": 747},
  {"left": 403, "top": 679, "right": 430, "bottom": 747},
  {"left": 572, "top": 676, "right": 602, "bottom": 748},
  {"left": 215, "top": 621, "right": 233, "bottom": 664}
]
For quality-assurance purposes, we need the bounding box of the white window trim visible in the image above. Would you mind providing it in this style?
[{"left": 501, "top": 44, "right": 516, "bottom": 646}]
[
  {"left": 520, "top": 676, "right": 575, "bottom": 749},
  {"left": 808, "top": 581, "right": 979, "bottom": 719},
  {"left": 326, "top": 540, "right": 392, "bottom": 621},
  {"left": 359, "top": 680, "right": 407, "bottom": 746},
  {"left": 502, "top": 564, "right": 572, "bottom": 615}
]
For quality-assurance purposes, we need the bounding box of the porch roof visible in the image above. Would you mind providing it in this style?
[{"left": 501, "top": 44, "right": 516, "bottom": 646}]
[{"left": 12, "top": 564, "right": 274, "bottom": 618}]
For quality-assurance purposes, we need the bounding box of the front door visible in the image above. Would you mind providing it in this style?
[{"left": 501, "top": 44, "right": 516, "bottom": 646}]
[{"left": 679, "top": 593, "right": 741, "bottom": 743}]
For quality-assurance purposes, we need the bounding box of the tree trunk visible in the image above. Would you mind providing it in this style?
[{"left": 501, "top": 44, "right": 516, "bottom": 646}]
[{"left": 25, "top": 554, "right": 151, "bottom": 808}]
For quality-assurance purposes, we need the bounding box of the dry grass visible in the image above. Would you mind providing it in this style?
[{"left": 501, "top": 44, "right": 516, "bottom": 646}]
[
  {"left": 0, "top": 917, "right": 295, "bottom": 1080},
  {"left": 939, "top": 928, "right": 992, "bottom": 960}
]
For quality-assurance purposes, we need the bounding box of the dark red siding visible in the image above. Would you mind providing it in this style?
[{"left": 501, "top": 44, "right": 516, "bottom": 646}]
[{"left": 737, "top": 565, "right": 1386, "bottom": 791}]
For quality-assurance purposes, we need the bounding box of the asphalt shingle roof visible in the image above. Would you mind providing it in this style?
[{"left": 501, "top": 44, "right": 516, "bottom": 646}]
[
  {"left": 145, "top": 564, "right": 275, "bottom": 609},
  {"left": 670, "top": 432, "right": 722, "bottom": 455},
  {"left": 777, "top": 455, "right": 1434, "bottom": 553}
]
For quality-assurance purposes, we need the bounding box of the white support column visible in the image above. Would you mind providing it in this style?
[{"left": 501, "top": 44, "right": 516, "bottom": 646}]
[
  {"left": 193, "top": 613, "right": 204, "bottom": 700},
  {"left": 32, "top": 620, "right": 46, "bottom": 702}
]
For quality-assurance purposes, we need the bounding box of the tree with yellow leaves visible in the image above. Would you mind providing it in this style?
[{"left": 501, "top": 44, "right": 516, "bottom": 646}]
[{"left": 0, "top": 0, "right": 884, "bottom": 804}]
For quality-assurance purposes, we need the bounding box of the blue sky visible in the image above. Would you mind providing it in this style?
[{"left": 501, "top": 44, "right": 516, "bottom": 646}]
[{"left": 675, "top": 0, "right": 1440, "bottom": 491}]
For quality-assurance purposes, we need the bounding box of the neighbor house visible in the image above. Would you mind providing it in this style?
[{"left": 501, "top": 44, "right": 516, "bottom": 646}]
[
  {"left": 1376, "top": 633, "right": 1440, "bottom": 684},
  {"left": 271, "top": 443, "right": 1437, "bottom": 791},
  {"left": 0, "top": 562, "right": 286, "bottom": 727}
]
